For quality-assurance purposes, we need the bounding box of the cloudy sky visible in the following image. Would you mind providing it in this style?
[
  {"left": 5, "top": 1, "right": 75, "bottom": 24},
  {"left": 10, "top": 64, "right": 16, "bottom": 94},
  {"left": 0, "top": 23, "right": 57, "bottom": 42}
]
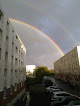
[{"left": 0, "top": 0, "right": 80, "bottom": 68}]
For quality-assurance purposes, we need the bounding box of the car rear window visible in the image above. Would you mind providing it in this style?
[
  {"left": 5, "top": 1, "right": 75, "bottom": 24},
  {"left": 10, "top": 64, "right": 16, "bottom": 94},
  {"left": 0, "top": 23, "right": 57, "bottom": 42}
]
[{"left": 57, "top": 93, "right": 70, "bottom": 96}]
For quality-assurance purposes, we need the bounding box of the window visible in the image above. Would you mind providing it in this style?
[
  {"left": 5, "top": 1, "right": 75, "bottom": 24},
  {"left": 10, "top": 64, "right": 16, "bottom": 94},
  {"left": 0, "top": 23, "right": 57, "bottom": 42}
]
[
  {"left": 21, "top": 71, "right": 22, "bottom": 77},
  {"left": 21, "top": 52, "right": 23, "bottom": 58},
  {"left": 16, "top": 35, "right": 18, "bottom": 42},
  {"left": 16, "top": 47, "right": 18, "bottom": 54},
  {"left": 6, "top": 21, "right": 9, "bottom": 31},
  {"left": 11, "top": 56, "right": 13, "bottom": 64},
  {"left": 0, "top": 10, "right": 3, "bottom": 22},
  {"left": 0, "top": 14, "right": 1, "bottom": 20},
  {"left": 21, "top": 81, "right": 22, "bottom": 87},
  {"left": 19, "top": 50, "right": 20, "bottom": 56},
  {"left": 12, "top": 30, "right": 14, "bottom": 36},
  {"left": 14, "top": 83, "right": 17, "bottom": 91},
  {"left": 15, "top": 58, "right": 18, "bottom": 65},
  {"left": 0, "top": 29, "right": 2, "bottom": 40},
  {"left": 0, "top": 68, "right": 1, "bottom": 79},
  {"left": 10, "top": 86, "right": 13, "bottom": 94},
  {"left": 21, "top": 61, "right": 23, "bottom": 66},
  {"left": 0, "top": 48, "right": 1, "bottom": 60},
  {"left": 12, "top": 42, "right": 14, "bottom": 49},
  {"left": 3, "top": 87, "right": 7, "bottom": 99},
  {"left": 18, "top": 83, "right": 20, "bottom": 89},
  {"left": 19, "top": 60, "right": 20, "bottom": 66},
  {"left": 4, "top": 69, "right": 7, "bottom": 79},
  {"left": 5, "top": 52, "right": 8, "bottom": 60},
  {"left": 6, "top": 36, "right": 9, "bottom": 45},
  {"left": 15, "top": 70, "right": 17, "bottom": 77},
  {"left": 11, "top": 70, "right": 13, "bottom": 77}
]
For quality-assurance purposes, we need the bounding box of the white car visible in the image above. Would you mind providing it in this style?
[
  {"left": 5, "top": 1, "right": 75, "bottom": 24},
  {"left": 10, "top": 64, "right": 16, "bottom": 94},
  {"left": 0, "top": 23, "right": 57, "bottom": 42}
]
[
  {"left": 51, "top": 91, "right": 72, "bottom": 101},
  {"left": 46, "top": 86, "right": 57, "bottom": 93},
  {"left": 50, "top": 88, "right": 63, "bottom": 93}
]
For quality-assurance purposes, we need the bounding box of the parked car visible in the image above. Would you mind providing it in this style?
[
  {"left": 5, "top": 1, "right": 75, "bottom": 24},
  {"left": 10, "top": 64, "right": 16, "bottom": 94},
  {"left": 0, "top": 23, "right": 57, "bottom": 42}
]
[
  {"left": 46, "top": 86, "right": 57, "bottom": 93},
  {"left": 63, "top": 79, "right": 69, "bottom": 83},
  {"left": 51, "top": 91, "right": 72, "bottom": 101},
  {"left": 51, "top": 96, "right": 79, "bottom": 106},
  {"left": 50, "top": 88, "right": 63, "bottom": 94},
  {"left": 44, "top": 79, "right": 53, "bottom": 87},
  {"left": 66, "top": 100, "right": 80, "bottom": 106}
]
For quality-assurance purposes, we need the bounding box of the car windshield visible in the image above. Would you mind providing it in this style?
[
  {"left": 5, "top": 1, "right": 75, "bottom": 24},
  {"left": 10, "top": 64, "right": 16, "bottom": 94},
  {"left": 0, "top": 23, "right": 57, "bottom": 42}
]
[{"left": 57, "top": 93, "right": 70, "bottom": 96}]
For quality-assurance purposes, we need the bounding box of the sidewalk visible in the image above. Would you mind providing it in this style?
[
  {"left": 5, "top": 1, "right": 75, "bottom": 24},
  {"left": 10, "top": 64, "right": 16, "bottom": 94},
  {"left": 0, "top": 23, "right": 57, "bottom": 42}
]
[{"left": 26, "top": 92, "right": 30, "bottom": 106}]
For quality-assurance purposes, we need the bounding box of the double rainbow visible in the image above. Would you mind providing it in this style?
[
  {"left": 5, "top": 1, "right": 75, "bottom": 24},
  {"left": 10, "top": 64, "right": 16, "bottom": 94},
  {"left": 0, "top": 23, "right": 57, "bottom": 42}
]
[{"left": 22, "top": 1, "right": 77, "bottom": 44}]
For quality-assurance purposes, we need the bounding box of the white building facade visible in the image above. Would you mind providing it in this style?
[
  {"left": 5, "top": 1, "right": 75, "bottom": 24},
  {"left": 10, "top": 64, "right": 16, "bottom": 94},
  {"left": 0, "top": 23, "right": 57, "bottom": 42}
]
[
  {"left": 54, "top": 46, "right": 80, "bottom": 84},
  {"left": 0, "top": 5, "right": 26, "bottom": 106},
  {"left": 26, "top": 65, "right": 36, "bottom": 77}
]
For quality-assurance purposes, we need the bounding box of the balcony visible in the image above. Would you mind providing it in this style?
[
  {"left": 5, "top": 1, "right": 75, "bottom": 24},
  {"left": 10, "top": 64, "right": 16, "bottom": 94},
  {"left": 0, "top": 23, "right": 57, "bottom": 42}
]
[{"left": 4, "top": 78, "right": 7, "bottom": 87}]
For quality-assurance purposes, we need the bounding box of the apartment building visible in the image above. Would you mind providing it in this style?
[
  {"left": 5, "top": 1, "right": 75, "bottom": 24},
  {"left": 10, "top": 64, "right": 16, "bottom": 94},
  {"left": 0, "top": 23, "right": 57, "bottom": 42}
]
[
  {"left": 54, "top": 46, "right": 80, "bottom": 84},
  {"left": 26, "top": 65, "right": 36, "bottom": 77},
  {"left": 0, "top": 5, "right": 26, "bottom": 106}
]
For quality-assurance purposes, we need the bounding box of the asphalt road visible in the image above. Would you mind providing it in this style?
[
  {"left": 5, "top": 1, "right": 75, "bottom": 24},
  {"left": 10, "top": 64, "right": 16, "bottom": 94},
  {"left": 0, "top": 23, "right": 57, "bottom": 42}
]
[{"left": 49, "top": 77, "right": 80, "bottom": 97}]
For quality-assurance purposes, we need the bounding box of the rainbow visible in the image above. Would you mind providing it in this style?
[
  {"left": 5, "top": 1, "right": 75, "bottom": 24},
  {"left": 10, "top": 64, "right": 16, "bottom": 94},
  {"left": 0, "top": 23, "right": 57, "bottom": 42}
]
[
  {"left": 9, "top": 18, "right": 64, "bottom": 56},
  {"left": 22, "top": 1, "right": 77, "bottom": 44}
]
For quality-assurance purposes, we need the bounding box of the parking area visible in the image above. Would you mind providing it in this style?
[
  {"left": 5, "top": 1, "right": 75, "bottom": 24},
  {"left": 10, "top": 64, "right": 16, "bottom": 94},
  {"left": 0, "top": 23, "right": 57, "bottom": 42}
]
[
  {"left": 26, "top": 77, "right": 80, "bottom": 106},
  {"left": 45, "top": 77, "right": 80, "bottom": 106},
  {"left": 51, "top": 77, "right": 80, "bottom": 97}
]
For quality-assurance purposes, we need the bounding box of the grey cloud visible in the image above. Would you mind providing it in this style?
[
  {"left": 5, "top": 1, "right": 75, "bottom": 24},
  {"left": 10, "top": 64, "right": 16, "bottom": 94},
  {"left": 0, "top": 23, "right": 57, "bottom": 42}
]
[{"left": 1, "top": 0, "right": 80, "bottom": 68}]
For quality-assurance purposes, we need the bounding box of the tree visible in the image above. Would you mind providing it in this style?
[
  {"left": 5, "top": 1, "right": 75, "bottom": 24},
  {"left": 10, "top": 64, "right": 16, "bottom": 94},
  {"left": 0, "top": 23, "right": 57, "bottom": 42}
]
[{"left": 34, "top": 66, "right": 50, "bottom": 79}]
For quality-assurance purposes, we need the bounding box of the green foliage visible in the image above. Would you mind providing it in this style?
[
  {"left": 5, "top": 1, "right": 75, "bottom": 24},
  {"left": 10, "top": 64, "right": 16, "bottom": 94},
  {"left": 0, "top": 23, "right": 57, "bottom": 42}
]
[
  {"left": 44, "top": 79, "right": 53, "bottom": 87},
  {"left": 26, "top": 77, "right": 42, "bottom": 87},
  {"left": 34, "top": 66, "right": 50, "bottom": 79},
  {"left": 26, "top": 66, "right": 54, "bottom": 87}
]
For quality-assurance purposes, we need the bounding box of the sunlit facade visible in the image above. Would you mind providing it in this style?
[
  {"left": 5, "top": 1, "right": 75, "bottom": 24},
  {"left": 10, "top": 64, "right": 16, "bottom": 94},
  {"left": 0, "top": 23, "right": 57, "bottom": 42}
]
[
  {"left": 54, "top": 46, "right": 80, "bottom": 84},
  {"left": 26, "top": 65, "right": 36, "bottom": 77},
  {"left": 0, "top": 5, "right": 26, "bottom": 106}
]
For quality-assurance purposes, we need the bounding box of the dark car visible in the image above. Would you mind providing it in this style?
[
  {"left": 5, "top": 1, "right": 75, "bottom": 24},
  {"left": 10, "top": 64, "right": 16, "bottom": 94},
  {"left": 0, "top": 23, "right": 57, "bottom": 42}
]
[
  {"left": 67, "top": 100, "right": 80, "bottom": 106},
  {"left": 51, "top": 96, "right": 79, "bottom": 106}
]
